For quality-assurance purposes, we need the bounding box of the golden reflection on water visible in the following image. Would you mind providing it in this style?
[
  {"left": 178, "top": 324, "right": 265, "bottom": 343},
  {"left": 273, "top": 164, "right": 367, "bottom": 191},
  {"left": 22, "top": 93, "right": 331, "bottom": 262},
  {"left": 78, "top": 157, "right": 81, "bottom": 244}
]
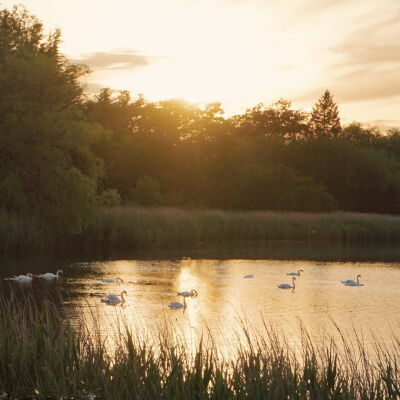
[{"left": 68, "top": 258, "right": 400, "bottom": 358}]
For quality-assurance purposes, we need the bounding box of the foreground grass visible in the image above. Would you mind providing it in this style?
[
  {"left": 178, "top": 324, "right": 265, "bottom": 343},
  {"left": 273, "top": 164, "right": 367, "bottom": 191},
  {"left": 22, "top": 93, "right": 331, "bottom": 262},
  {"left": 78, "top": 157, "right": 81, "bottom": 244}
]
[
  {"left": 3, "top": 207, "right": 400, "bottom": 253},
  {"left": 1, "top": 288, "right": 400, "bottom": 399}
]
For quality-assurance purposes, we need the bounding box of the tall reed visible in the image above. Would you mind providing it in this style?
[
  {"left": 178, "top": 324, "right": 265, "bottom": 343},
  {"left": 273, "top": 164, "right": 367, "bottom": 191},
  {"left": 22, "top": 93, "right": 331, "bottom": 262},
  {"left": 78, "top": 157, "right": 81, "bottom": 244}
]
[
  {"left": 86, "top": 207, "right": 400, "bottom": 250},
  {"left": 3, "top": 207, "right": 400, "bottom": 254},
  {"left": 0, "top": 286, "right": 399, "bottom": 399}
]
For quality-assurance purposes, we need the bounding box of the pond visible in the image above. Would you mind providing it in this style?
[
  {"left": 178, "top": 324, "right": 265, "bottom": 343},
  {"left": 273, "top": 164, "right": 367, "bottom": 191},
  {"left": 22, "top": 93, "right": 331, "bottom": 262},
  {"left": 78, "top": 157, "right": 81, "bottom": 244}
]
[{"left": 2, "top": 243, "right": 400, "bottom": 356}]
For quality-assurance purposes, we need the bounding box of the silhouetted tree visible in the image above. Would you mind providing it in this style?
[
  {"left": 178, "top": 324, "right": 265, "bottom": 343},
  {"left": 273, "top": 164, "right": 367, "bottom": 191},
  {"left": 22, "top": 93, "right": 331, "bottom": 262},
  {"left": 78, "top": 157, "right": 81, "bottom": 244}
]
[
  {"left": 0, "top": 6, "right": 106, "bottom": 233},
  {"left": 342, "top": 122, "right": 380, "bottom": 147},
  {"left": 232, "top": 99, "right": 310, "bottom": 140},
  {"left": 310, "top": 90, "right": 341, "bottom": 137}
]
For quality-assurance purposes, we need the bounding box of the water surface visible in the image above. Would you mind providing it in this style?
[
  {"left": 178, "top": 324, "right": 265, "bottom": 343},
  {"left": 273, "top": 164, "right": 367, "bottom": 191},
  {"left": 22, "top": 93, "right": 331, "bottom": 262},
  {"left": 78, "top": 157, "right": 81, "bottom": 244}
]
[{"left": 2, "top": 245, "right": 400, "bottom": 354}]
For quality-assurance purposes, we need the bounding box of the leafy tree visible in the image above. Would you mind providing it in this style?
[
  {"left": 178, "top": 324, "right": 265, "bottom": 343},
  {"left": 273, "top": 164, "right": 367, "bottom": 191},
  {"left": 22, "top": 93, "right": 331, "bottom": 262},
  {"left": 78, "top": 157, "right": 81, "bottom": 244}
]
[
  {"left": 231, "top": 163, "right": 337, "bottom": 211},
  {"left": 232, "top": 99, "right": 310, "bottom": 140},
  {"left": 286, "top": 138, "right": 400, "bottom": 213},
  {"left": 0, "top": 6, "right": 106, "bottom": 233},
  {"left": 376, "top": 128, "right": 400, "bottom": 162},
  {"left": 310, "top": 90, "right": 341, "bottom": 137},
  {"left": 129, "top": 176, "right": 161, "bottom": 206},
  {"left": 342, "top": 122, "right": 380, "bottom": 146},
  {"left": 84, "top": 88, "right": 143, "bottom": 197},
  {"left": 98, "top": 188, "right": 121, "bottom": 207}
]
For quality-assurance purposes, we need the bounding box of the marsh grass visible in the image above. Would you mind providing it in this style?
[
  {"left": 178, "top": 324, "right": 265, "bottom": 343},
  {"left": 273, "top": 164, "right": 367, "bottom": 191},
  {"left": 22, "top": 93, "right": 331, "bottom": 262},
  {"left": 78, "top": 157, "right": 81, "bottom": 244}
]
[
  {"left": 1, "top": 287, "right": 400, "bottom": 399},
  {"left": 86, "top": 207, "right": 400, "bottom": 250},
  {"left": 3, "top": 207, "right": 400, "bottom": 254}
]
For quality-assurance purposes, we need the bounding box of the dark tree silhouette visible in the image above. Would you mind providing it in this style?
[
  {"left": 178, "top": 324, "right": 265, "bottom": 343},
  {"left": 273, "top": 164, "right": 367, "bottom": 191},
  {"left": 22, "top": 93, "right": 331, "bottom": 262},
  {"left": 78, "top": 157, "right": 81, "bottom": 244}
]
[
  {"left": 310, "top": 90, "right": 341, "bottom": 137},
  {"left": 0, "top": 6, "right": 107, "bottom": 233}
]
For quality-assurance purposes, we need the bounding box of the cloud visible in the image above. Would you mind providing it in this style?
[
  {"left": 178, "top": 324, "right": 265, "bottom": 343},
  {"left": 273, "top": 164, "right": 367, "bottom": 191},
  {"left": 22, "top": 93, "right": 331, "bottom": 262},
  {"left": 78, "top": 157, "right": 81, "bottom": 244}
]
[
  {"left": 333, "top": 67, "right": 400, "bottom": 103},
  {"left": 298, "top": 0, "right": 354, "bottom": 13},
  {"left": 72, "top": 49, "right": 157, "bottom": 71},
  {"left": 331, "top": 14, "right": 400, "bottom": 68},
  {"left": 368, "top": 119, "right": 400, "bottom": 129},
  {"left": 295, "top": 12, "right": 400, "bottom": 104},
  {"left": 294, "top": 68, "right": 400, "bottom": 105}
]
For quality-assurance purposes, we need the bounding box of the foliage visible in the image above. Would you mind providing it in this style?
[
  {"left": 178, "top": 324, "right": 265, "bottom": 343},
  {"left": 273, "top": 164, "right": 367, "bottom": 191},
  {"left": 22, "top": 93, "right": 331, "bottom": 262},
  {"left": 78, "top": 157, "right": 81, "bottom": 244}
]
[
  {"left": 0, "top": 6, "right": 107, "bottom": 234},
  {"left": 129, "top": 175, "right": 161, "bottom": 206},
  {"left": 232, "top": 98, "right": 310, "bottom": 140},
  {"left": 341, "top": 122, "right": 381, "bottom": 146},
  {"left": 310, "top": 89, "right": 341, "bottom": 137},
  {"left": 83, "top": 86, "right": 400, "bottom": 215},
  {"left": 98, "top": 188, "right": 121, "bottom": 207},
  {"left": 286, "top": 138, "right": 400, "bottom": 213}
]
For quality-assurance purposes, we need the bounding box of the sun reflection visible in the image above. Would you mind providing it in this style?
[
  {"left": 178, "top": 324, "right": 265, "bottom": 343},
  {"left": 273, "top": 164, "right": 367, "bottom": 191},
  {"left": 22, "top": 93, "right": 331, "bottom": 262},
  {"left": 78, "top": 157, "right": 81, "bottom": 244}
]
[{"left": 62, "top": 257, "right": 400, "bottom": 362}]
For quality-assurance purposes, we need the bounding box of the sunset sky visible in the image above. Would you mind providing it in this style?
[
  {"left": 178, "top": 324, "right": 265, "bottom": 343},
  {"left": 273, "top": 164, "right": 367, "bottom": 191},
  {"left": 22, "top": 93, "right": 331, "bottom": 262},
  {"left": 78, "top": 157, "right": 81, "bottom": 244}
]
[{"left": 3, "top": 0, "right": 400, "bottom": 127}]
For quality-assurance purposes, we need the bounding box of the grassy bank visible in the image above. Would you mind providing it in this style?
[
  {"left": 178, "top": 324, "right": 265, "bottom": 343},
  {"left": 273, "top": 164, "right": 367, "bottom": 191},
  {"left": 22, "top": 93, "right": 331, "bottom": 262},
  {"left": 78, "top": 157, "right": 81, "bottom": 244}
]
[
  {"left": 3, "top": 207, "right": 400, "bottom": 254},
  {"left": 1, "top": 287, "right": 399, "bottom": 399}
]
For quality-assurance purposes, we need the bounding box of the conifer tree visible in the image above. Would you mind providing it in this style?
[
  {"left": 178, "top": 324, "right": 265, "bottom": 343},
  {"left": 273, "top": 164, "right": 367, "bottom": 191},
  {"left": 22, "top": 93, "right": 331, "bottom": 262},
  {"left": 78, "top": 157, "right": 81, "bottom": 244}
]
[{"left": 310, "top": 90, "right": 341, "bottom": 137}]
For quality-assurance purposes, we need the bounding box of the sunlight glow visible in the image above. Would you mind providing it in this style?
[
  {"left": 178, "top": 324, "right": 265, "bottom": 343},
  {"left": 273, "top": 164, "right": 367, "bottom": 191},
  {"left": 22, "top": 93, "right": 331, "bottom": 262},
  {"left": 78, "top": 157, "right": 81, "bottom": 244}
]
[{"left": 2, "top": 0, "right": 399, "bottom": 124}]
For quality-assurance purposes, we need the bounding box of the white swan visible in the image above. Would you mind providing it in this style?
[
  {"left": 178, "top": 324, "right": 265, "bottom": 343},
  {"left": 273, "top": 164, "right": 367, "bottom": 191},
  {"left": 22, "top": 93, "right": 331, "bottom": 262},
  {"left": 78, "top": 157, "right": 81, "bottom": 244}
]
[
  {"left": 341, "top": 274, "right": 361, "bottom": 285},
  {"left": 177, "top": 289, "right": 198, "bottom": 298},
  {"left": 40, "top": 270, "right": 63, "bottom": 280},
  {"left": 12, "top": 273, "right": 33, "bottom": 282},
  {"left": 243, "top": 274, "right": 254, "bottom": 278},
  {"left": 169, "top": 297, "right": 187, "bottom": 309},
  {"left": 287, "top": 269, "right": 303, "bottom": 276},
  {"left": 278, "top": 277, "right": 296, "bottom": 290},
  {"left": 344, "top": 275, "right": 364, "bottom": 286},
  {"left": 102, "top": 277, "right": 123, "bottom": 284},
  {"left": 101, "top": 291, "right": 127, "bottom": 304}
]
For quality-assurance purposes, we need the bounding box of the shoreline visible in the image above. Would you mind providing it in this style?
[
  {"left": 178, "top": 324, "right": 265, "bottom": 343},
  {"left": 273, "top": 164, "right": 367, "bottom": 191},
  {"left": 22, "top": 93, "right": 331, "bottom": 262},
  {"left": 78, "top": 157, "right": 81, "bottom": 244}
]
[{"left": 2, "top": 206, "right": 400, "bottom": 258}]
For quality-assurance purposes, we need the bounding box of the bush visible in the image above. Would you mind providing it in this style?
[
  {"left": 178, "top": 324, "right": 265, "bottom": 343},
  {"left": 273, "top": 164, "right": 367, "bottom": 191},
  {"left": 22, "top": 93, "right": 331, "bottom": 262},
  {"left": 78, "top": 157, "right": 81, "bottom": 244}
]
[
  {"left": 98, "top": 188, "right": 121, "bottom": 207},
  {"left": 128, "top": 175, "right": 161, "bottom": 206}
]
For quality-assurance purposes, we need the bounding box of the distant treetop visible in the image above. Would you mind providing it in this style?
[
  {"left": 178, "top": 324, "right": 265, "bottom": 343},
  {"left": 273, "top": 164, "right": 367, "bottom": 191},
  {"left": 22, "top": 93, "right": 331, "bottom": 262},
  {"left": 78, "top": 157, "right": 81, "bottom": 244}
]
[{"left": 310, "top": 89, "right": 341, "bottom": 138}]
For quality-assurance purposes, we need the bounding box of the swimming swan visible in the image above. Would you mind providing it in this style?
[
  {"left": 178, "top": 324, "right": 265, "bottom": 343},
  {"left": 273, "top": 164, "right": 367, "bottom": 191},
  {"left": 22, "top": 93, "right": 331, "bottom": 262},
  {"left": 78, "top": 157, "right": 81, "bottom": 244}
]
[
  {"left": 177, "top": 289, "right": 198, "bottom": 297},
  {"left": 40, "top": 270, "right": 63, "bottom": 280},
  {"left": 344, "top": 275, "right": 364, "bottom": 286},
  {"left": 341, "top": 274, "right": 361, "bottom": 285},
  {"left": 278, "top": 277, "right": 296, "bottom": 290},
  {"left": 102, "top": 277, "right": 123, "bottom": 284},
  {"left": 101, "top": 291, "right": 127, "bottom": 304},
  {"left": 12, "top": 273, "right": 33, "bottom": 282},
  {"left": 287, "top": 269, "right": 303, "bottom": 276}
]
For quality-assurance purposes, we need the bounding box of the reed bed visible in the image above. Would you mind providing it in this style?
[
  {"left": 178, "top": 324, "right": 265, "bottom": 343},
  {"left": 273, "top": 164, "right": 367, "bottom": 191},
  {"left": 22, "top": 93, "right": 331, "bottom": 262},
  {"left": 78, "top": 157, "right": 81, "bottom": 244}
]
[
  {"left": 1, "top": 287, "right": 400, "bottom": 399},
  {"left": 3, "top": 207, "right": 400, "bottom": 254},
  {"left": 87, "top": 207, "right": 400, "bottom": 250}
]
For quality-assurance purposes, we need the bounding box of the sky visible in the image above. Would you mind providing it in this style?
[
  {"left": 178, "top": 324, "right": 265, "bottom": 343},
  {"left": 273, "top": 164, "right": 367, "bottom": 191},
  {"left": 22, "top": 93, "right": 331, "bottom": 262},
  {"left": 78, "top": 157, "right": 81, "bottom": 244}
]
[{"left": 2, "top": 0, "right": 400, "bottom": 127}]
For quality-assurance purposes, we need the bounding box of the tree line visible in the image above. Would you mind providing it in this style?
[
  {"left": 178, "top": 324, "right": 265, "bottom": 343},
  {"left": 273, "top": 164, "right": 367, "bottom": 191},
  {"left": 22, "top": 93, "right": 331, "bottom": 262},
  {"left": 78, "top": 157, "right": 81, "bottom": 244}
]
[{"left": 1, "top": 6, "right": 400, "bottom": 236}]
